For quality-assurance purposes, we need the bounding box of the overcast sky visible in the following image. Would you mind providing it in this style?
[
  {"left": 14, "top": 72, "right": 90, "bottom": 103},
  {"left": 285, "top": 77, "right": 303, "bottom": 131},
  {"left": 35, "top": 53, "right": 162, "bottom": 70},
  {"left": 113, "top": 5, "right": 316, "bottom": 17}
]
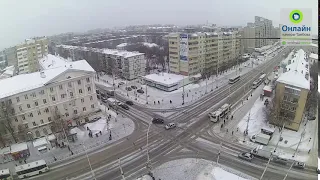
[{"left": 0, "top": 0, "right": 317, "bottom": 50}]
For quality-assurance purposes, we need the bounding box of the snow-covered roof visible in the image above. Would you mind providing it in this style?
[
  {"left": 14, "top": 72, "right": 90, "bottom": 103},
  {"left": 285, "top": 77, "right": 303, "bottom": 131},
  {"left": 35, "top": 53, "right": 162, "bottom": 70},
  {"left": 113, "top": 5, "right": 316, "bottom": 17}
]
[
  {"left": 310, "top": 43, "right": 318, "bottom": 47},
  {"left": 309, "top": 53, "right": 318, "bottom": 59},
  {"left": 32, "top": 137, "right": 48, "bottom": 148},
  {"left": 277, "top": 49, "right": 310, "bottom": 90},
  {"left": 11, "top": 142, "right": 28, "bottom": 153},
  {"left": 263, "top": 85, "right": 272, "bottom": 92},
  {"left": 144, "top": 73, "right": 187, "bottom": 86},
  {"left": 39, "top": 54, "right": 73, "bottom": 69},
  {"left": 143, "top": 42, "right": 158, "bottom": 48},
  {"left": 116, "top": 43, "right": 128, "bottom": 48},
  {"left": 0, "top": 59, "right": 95, "bottom": 99},
  {"left": 0, "top": 147, "right": 10, "bottom": 155}
]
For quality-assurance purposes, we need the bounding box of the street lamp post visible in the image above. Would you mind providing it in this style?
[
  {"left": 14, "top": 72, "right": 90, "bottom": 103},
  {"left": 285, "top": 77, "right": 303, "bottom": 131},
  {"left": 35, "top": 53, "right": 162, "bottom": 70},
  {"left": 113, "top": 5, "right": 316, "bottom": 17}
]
[
  {"left": 274, "top": 122, "right": 285, "bottom": 153},
  {"left": 83, "top": 144, "right": 96, "bottom": 180},
  {"left": 146, "top": 122, "right": 153, "bottom": 176},
  {"left": 260, "top": 153, "right": 272, "bottom": 180},
  {"left": 243, "top": 111, "right": 251, "bottom": 143},
  {"left": 283, "top": 161, "right": 295, "bottom": 180}
]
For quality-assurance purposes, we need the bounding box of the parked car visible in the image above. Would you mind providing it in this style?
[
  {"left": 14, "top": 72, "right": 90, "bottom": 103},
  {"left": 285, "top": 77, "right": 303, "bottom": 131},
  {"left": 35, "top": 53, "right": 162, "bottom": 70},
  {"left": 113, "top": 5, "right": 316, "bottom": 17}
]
[
  {"left": 126, "top": 87, "right": 132, "bottom": 91},
  {"left": 137, "top": 89, "right": 144, "bottom": 94},
  {"left": 119, "top": 103, "right": 129, "bottom": 110},
  {"left": 307, "top": 115, "right": 316, "bottom": 121},
  {"left": 165, "top": 123, "right": 176, "bottom": 130},
  {"left": 293, "top": 161, "right": 305, "bottom": 169},
  {"left": 238, "top": 152, "right": 253, "bottom": 162},
  {"left": 131, "top": 85, "right": 137, "bottom": 89},
  {"left": 119, "top": 82, "right": 125, "bottom": 85},
  {"left": 152, "top": 118, "right": 164, "bottom": 124},
  {"left": 126, "top": 101, "right": 134, "bottom": 105}
]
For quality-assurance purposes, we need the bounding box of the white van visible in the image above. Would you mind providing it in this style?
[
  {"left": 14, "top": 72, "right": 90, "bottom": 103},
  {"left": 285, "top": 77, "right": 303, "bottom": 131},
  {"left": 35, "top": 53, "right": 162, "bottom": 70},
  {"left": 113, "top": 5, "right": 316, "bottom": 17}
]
[{"left": 165, "top": 123, "right": 176, "bottom": 130}]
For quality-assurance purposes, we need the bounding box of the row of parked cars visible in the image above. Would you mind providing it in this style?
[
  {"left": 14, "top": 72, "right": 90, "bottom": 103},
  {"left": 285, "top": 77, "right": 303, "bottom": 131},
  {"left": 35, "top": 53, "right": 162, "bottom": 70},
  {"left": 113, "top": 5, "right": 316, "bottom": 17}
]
[{"left": 118, "top": 82, "right": 145, "bottom": 94}]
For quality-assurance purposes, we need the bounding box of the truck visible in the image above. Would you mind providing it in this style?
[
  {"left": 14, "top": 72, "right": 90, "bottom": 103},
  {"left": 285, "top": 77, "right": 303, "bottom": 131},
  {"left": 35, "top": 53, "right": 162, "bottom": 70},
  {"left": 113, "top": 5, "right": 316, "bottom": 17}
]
[
  {"left": 251, "top": 145, "right": 275, "bottom": 159},
  {"left": 250, "top": 133, "right": 271, "bottom": 145},
  {"left": 107, "top": 98, "right": 120, "bottom": 107}
]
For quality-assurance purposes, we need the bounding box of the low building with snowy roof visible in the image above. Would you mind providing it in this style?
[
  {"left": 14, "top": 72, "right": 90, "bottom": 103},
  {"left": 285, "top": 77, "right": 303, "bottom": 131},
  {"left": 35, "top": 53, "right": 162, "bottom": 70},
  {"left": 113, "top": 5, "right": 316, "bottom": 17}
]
[
  {"left": 143, "top": 73, "right": 190, "bottom": 92},
  {"left": 271, "top": 49, "right": 310, "bottom": 131},
  {"left": 0, "top": 57, "right": 99, "bottom": 145},
  {"left": 309, "top": 53, "right": 318, "bottom": 64}
]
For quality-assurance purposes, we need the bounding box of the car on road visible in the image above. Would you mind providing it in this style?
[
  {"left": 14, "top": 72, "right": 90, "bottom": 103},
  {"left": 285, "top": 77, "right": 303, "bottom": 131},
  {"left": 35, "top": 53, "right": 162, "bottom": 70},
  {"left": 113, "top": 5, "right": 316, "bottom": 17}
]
[
  {"left": 131, "top": 85, "right": 137, "bottom": 89},
  {"left": 137, "top": 89, "right": 144, "bottom": 94},
  {"left": 118, "top": 82, "right": 125, "bottom": 85},
  {"left": 238, "top": 152, "right": 253, "bottom": 162},
  {"left": 119, "top": 103, "right": 129, "bottom": 110},
  {"left": 307, "top": 115, "right": 316, "bottom": 121},
  {"left": 293, "top": 162, "right": 305, "bottom": 169},
  {"left": 126, "top": 87, "right": 132, "bottom": 91},
  {"left": 126, "top": 101, "right": 134, "bottom": 105},
  {"left": 165, "top": 123, "right": 176, "bottom": 130},
  {"left": 152, "top": 118, "right": 164, "bottom": 124}
]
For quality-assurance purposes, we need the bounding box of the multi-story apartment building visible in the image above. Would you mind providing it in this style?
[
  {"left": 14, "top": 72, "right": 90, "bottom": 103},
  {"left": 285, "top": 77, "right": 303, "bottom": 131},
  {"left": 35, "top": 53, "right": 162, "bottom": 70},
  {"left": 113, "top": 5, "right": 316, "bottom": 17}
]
[
  {"left": 56, "top": 45, "right": 146, "bottom": 80},
  {"left": 0, "top": 58, "right": 98, "bottom": 145},
  {"left": 16, "top": 37, "right": 48, "bottom": 74},
  {"left": 271, "top": 49, "right": 310, "bottom": 131},
  {"left": 168, "top": 30, "right": 241, "bottom": 76},
  {"left": 4, "top": 47, "right": 17, "bottom": 67},
  {"left": 242, "top": 26, "right": 256, "bottom": 53},
  {"left": 254, "top": 16, "right": 273, "bottom": 48}
]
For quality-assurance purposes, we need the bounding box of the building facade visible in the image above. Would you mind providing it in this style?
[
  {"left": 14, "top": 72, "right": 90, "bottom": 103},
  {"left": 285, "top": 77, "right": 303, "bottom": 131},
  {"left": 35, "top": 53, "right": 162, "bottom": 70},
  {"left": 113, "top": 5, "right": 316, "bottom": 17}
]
[
  {"left": 56, "top": 45, "right": 146, "bottom": 80},
  {"left": 168, "top": 30, "right": 241, "bottom": 76},
  {"left": 254, "top": 16, "right": 273, "bottom": 48},
  {"left": 16, "top": 37, "right": 48, "bottom": 74},
  {"left": 4, "top": 47, "right": 17, "bottom": 67},
  {"left": 0, "top": 59, "right": 98, "bottom": 146},
  {"left": 271, "top": 49, "right": 309, "bottom": 131},
  {"left": 242, "top": 26, "right": 256, "bottom": 53}
]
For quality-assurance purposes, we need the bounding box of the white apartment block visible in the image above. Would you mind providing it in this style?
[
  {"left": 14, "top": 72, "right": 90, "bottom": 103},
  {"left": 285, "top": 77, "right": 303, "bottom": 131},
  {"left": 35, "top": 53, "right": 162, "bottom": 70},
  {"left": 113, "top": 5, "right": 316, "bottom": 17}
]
[
  {"left": 254, "top": 16, "right": 273, "bottom": 48},
  {"left": 168, "top": 31, "right": 241, "bottom": 76},
  {"left": 0, "top": 58, "right": 98, "bottom": 145},
  {"left": 16, "top": 37, "right": 48, "bottom": 74},
  {"left": 242, "top": 26, "right": 256, "bottom": 52},
  {"left": 56, "top": 45, "right": 146, "bottom": 80}
]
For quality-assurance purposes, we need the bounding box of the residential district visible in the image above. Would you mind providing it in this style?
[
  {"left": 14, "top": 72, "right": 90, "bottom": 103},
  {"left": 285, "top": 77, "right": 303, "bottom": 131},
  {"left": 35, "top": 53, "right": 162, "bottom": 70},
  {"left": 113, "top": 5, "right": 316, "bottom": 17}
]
[{"left": 0, "top": 17, "right": 318, "bottom": 180}]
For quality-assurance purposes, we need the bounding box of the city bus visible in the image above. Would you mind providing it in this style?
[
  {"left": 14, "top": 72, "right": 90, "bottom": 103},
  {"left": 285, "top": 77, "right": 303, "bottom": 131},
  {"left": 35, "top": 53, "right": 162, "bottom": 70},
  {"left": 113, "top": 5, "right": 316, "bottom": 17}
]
[
  {"left": 0, "top": 169, "right": 12, "bottom": 180},
  {"left": 228, "top": 75, "right": 240, "bottom": 84},
  {"left": 252, "top": 73, "right": 266, "bottom": 89},
  {"left": 15, "top": 160, "right": 49, "bottom": 179}
]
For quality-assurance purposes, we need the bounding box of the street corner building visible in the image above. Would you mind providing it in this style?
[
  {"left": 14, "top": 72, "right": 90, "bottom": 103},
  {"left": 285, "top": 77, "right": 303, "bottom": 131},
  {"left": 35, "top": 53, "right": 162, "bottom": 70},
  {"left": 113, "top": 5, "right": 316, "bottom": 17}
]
[{"left": 0, "top": 54, "right": 99, "bottom": 146}]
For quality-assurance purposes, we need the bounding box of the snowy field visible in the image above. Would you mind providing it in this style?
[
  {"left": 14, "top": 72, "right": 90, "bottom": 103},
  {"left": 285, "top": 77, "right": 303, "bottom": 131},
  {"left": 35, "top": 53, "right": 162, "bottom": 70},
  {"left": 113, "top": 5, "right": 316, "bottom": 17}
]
[
  {"left": 152, "top": 158, "right": 256, "bottom": 180},
  {"left": 95, "top": 57, "right": 271, "bottom": 109}
]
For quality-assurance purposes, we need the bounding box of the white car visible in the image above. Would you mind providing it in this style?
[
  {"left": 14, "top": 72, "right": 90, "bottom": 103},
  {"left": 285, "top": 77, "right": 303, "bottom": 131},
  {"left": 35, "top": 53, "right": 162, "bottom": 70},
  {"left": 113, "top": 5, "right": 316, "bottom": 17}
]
[{"left": 165, "top": 123, "right": 176, "bottom": 130}]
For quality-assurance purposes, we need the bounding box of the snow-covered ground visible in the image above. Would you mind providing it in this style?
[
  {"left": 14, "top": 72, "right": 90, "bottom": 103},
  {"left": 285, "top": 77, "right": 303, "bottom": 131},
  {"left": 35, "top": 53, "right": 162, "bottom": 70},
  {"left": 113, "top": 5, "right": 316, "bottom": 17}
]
[
  {"left": 95, "top": 57, "right": 271, "bottom": 109},
  {"left": 151, "top": 158, "right": 256, "bottom": 180}
]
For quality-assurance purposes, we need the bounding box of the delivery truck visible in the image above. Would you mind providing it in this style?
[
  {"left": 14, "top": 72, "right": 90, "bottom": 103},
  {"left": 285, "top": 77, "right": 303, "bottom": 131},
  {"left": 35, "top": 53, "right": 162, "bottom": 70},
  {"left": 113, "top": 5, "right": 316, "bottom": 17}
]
[
  {"left": 251, "top": 145, "right": 276, "bottom": 159},
  {"left": 250, "top": 133, "right": 271, "bottom": 145}
]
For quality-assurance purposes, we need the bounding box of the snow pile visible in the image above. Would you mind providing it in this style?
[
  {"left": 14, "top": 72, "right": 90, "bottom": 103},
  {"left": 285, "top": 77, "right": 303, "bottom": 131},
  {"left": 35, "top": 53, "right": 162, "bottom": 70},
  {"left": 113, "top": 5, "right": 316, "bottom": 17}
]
[
  {"left": 84, "top": 119, "right": 106, "bottom": 133},
  {"left": 143, "top": 42, "right": 158, "bottom": 48}
]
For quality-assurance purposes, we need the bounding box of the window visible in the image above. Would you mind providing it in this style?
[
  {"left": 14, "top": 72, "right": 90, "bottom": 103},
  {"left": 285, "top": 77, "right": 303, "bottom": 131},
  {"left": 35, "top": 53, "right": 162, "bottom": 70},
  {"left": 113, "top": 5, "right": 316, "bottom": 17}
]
[
  {"left": 32, "top": 122, "right": 36, "bottom": 126},
  {"left": 35, "top": 101, "right": 38, "bottom": 106},
  {"left": 11, "top": 108, "right": 15, "bottom": 114},
  {"left": 27, "top": 104, "right": 31, "bottom": 108},
  {"left": 91, "top": 104, "right": 95, "bottom": 108},
  {"left": 22, "top": 115, "right": 25, "bottom": 120},
  {"left": 79, "top": 89, "right": 83, "bottom": 94},
  {"left": 30, "top": 113, "right": 33, "bottom": 117},
  {"left": 48, "top": 117, "right": 52, "bottom": 122},
  {"left": 16, "top": 97, "right": 20, "bottom": 102},
  {"left": 25, "top": 124, "right": 28, "bottom": 128},
  {"left": 61, "top": 94, "right": 66, "bottom": 99},
  {"left": 45, "top": 108, "right": 49, "bottom": 113},
  {"left": 77, "top": 80, "right": 81, "bottom": 85},
  {"left": 35, "top": 130, "right": 40, "bottom": 137},
  {"left": 81, "top": 98, "right": 84, "bottom": 103},
  {"left": 87, "top": 87, "right": 91, "bottom": 92},
  {"left": 90, "top": 96, "right": 93, "bottom": 101},
  {"left": 52, "top": 96, "right": 56, "bottom": 101},
  {"left": 40, "top": 90, "right": 44, "bottom": 95},
  {"left": 38, "top": 110, "right": 41, "bottom": 115},
  {"left": 83, "top": 107, "right": 86, "bottom": 111},
  {"left": 59, "top": 85, "right": 63, "bottom": 90},
  {"left": 15, "top": 118, "right": 18, "bottom": 122},
  {"left": 43, "top": 99, "right": 47, "bottom": 104},
  {"left": 19, "top": 106, "right": 22, "bottom": 111},
  {"left": 86, "top": 77, "right": 90, "bottom": 83},
  {"left": 8, "top": 99, "right": 12, "bottom": 104},
  {"left": 40, "top": 119, "right": 44, "bottom": 124},
  {"left": 65, "top": 112, "right": 69, "bottom": 117},
  {"left": 24, "top": 94, "right": 28, "bottom": 100},
  {"left": 43, "top": 128, "right": 48, "bottom": 135},
  {"left": 50, "top": 87, "right": 54, "bottom": 92},
  {"left": 31, "top": 92, "right": 36, "bottom": 98},
  {"left": 68, "top": 82, "right": 72, "bottom": 87},
  {"left": 74, "top": 110, "right": 77, "bottom": 114},
  {"left": 70, "top": 92, "right": 73, "bottom": 97}
]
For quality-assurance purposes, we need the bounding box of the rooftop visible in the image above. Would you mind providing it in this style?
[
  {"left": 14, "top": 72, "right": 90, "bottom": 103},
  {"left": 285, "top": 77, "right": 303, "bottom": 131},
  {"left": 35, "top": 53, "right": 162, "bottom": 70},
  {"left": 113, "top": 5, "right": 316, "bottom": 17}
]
[
  {"left": 144, "top": 73, "right": 188, "bottom": 86},
  {"left": 309, "top": 53, "right": 318, "bottom": 59},
  {"left": 0, "top": 59, "right": 95, "bottom": 99},
  {"left": 39, "top": 54, "right": 72, "bottom": 69},
  {"left": 276, "top": 49, "right": 310, "bottom": 90}
]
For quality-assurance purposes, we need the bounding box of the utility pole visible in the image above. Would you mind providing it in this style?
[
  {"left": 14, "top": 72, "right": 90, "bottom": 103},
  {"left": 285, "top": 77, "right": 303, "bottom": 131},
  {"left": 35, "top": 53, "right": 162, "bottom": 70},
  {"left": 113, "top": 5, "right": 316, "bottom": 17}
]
[
  {"left": 217, "top": 142, "right": 222, "bottom": 164},
  {"left": 145, "top": 83, "right": 148, "bottom": 104},
  {"left": 274, "top": 122, "right": 285, "bottom": 152},
  {"left": 260, "top": 153, "right": 272, "bottom": 180},
  {"left": 243, "top": 111, "right": 251, "bottom": 143},
  {"left": 118, "top": 158, "right": 125, "bottom": 180},
  {"left": 283, "top": 161, "right": 295, "bottom": 180},
  {"left": 205, "top": 75, "right": 208, "bottom": 94},
  {"left": 216, "top": 60, "right": 219, "bottom": 88},
  {"left": 112, "top": 70, "right": 116, "bottom": 92},
  {"left": 125, "top": 79, "right": 128, "bottom": 96},
  {"left": 292, "top": 124, "right": 306, "bottom": 157},
  {"left": 146, "top": 122, "right": 153, "bottom": 177},
  {"left": 182, "top": 74, "right": 185, "bottom": 105},
  {"left": 83, "top": 144, "right": 96, "bottom": 180}
]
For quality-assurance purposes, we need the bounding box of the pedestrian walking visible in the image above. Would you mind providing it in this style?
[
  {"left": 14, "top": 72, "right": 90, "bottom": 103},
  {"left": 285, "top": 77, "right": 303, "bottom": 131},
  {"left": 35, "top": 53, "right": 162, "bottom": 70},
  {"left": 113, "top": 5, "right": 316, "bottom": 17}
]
[
  {"left": 232, "top": 131, "right": 234, "bottom": 135},
  {"left": 308, "top": 149, "right": 311, "bottom": 154}
]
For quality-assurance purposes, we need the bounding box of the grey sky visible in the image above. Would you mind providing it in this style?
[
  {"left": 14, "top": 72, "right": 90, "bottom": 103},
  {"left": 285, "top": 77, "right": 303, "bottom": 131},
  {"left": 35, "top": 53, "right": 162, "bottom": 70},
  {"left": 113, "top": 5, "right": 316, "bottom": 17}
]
[{"left": 0, "top": 0, "right": 317, "bottom": 50}]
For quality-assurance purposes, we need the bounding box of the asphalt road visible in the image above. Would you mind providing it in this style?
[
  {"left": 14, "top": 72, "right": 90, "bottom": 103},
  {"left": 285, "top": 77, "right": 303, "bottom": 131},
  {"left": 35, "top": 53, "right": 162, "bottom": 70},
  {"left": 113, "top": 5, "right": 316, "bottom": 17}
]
[{"left": 28, "top": 47, "right": 317, "bottom": 180}]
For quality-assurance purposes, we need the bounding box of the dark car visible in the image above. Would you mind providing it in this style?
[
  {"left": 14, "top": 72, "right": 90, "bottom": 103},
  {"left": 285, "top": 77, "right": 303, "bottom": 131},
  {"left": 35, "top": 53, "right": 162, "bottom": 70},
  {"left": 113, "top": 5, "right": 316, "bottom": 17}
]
[
  {"left": 292, "top": 161, "right": 305, "bottom": 169},
  {"left": 137, "top": 89, "right": 144, "bottom": 94},
  {"left": 126, "top": 87, "right": 132, "bottom": 91},
  {"left": 307, "top": 115, "right": 316, "bottom": 121},
  {"left": 238, "top": 152, "right": 253, "bottom": 162},
  {"left": 131, "top": 85, "right": 137, "bottom": 89},
  {"left": 152, "top": 118, "right": 164, "bottom": 124},
  {"left": 119, "top": 103, "right": 129, "bottom": 110},
  {"left": 126, "top": 101, "right": 134, "bottom": 105}
]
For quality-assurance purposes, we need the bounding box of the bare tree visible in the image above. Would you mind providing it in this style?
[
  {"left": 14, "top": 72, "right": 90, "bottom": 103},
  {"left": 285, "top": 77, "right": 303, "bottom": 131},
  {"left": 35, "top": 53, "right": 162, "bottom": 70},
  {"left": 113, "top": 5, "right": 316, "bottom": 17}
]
[
  {"left": 0, "top": 99, "right": 18, "bottom": 143},
  {"left": 17, "top": 124, "right": 27, "bottom": 142},
  {"left": 50, "top": 107, "right": 69, "bottom": 141}
]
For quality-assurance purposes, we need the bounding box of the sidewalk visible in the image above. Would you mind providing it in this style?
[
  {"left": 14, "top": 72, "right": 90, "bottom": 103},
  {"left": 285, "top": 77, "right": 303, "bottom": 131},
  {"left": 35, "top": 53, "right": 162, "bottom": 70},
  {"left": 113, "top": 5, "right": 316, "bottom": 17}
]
[{"left": 0, "top": 105, "right": 135, "bottom": 173}]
